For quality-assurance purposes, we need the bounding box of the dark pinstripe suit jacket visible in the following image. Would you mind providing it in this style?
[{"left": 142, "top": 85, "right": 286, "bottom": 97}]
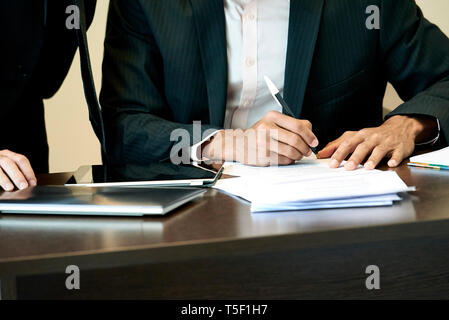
[{"left": 101, "top": 0, "right": 449, "bottom": 165}]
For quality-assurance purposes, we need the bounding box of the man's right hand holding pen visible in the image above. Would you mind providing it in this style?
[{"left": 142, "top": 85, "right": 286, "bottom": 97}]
[{"left": 201, "top": 110, "right": 319, "bottom": 166}]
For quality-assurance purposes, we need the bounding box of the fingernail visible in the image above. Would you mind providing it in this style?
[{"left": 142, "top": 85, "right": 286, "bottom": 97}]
[
  {"left": 311, "top": 139, "right": 319, "bottom": 148},
  {"left": 5, "top": 184, "right": 14, "bottom": 191},
  {"left": 19, "top": 182, "right": 28, "bottom": 190},
  {"left": 330, "top": 159, "right": 339, "bottom": 168},
  {"left": 364, "top": 161, "right": 374, "bottom": 170},
  {"left": 388, "top": 160, "right": 397, "bottom": 167},
  {"left": 345, "top": 161, "right": 355, "bottom": 170},
  {"left": 30, "top": 180, "right": 37, "bottom": 187}
]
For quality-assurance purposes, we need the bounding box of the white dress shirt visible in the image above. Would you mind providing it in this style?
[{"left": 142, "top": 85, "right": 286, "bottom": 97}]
[
  {"left": 191, "top": 0, "right": 290, "bottom": 160},
  {"left": 224, "top": 0, "right": 290, "bottom": 129}
]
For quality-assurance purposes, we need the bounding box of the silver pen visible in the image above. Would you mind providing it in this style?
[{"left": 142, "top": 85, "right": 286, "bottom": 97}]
[{"left": 264, "top": 75, "right": 318, "bottom": 155}]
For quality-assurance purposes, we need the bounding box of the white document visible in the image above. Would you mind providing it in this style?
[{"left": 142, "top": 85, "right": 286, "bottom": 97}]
[
  {"left": 251, "top": 194, "right": 402, "bottom": 213},
  {"left": 409, "top": 147, "right": 449, "bottom": 167},
  {"left": 215, "top": 156, "right": 412, "bottom": 212},
  {"left": 222, "top": 154, "right": 330, "bottom": 178}
]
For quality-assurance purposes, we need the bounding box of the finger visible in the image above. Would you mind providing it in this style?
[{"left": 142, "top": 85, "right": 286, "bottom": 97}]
[
  {"left": 271, "top": 113, "right": 319, "bottom": 147},
  {"left": 10, "top": 154, "right": 36, "bottom": 186},
  {"left": 271, "top": 139, "right": 304, "bottom": 161},
  {"left": 0, "top": 149, "right": 13, "bottom": 156},
  {"left": 364, "top": 146, "right": 390, "bottom": 170},
  {"left": 272, "top": 128, "right": 312, "bottom": 157},
  {"left": 345, "top": 142, "right": 376, "bottom": 170},
  {"left": 318, "top": 141, "right": 341, "bottom": 159},
  {"left": 388, "top": 148, "right": 405, "bottom": 168},
  {"left": 278, "top": 156, "right": 295, "bottom": 166},
  {"left": 261, "top": 151, "right": 292, "bottom": 166},
  {"left": 0, "top": 167, "right": 15, "bottom": 192},
  {"left": 0, "top": 157, "right": 29, "bottom": 190},
  {"left": 329, "top": 135, "right": 364, "bottom": 168},
  {"left": 318, "top": 131, "right": 356, "bottom": 159},
  {"left": 269, "top": 152, "right": 295, "bottom": 166}
]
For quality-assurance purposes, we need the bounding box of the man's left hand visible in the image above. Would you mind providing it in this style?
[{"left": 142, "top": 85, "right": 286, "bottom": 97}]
[{"left": 318, "top": 115, "right": 438, "bottom": 170}]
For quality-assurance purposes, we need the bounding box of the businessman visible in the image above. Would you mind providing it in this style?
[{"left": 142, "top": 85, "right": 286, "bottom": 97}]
[
  {"left": 0, "top": 0, "right": 97, "bottom": 191},
  {"left": 101, "top": 0, "right": 449, "bottom": 168}
]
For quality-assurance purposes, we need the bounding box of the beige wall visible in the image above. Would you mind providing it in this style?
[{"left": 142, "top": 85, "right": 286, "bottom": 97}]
[
  {"left": 44, "top": 0, "right": 109, "bottom": 173},
  {"left": 44, "top": 0, "right": 449, "bottom": 173}
]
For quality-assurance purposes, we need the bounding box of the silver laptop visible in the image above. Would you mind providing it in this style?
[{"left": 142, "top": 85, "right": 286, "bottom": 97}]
[{"left": 0, "top": 186, "right": 206, "bottom": 216}]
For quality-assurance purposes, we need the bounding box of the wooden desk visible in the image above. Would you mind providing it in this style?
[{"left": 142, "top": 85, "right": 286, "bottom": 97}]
[{"left": 0, "top": 161, "right": 448, "bottom": 299}]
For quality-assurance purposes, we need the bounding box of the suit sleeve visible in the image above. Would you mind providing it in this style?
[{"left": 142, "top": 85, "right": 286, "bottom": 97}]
[
  {"left": 100, "top": 0, "right": 220, "bottom": 164},
  {"left": 381, "top": 0, "right": 449, "bottom": 145}
]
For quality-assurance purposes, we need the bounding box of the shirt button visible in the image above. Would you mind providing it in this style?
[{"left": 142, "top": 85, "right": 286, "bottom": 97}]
[
  {"left": 247, "top": 13, "right": 255, "bottom": 20},
  {"left": 245, "top": 57, "right": 255, "bottom": 67}
]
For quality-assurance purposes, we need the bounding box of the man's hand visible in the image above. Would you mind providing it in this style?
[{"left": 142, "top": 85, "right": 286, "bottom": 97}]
[
  {"left": 318, "top": 115, "right": 438, "bottom": 170},
  {"left": 203, "top": 111, "right": 319, "bottom": 166},
  {"left": 0, "top": 150, "right": 37, "bottom": 191}
]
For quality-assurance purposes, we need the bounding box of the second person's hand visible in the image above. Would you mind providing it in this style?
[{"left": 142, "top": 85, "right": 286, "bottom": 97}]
[{"left": 0, "top": 150, "right": 37, "bottom": 191}]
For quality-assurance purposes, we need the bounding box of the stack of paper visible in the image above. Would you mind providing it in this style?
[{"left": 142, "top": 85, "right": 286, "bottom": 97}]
[
  {"left": 214, "top": 156, "right": 413, "bottom": 213},
  {"left": 408, "top": 147, "right": 449, "bottom": 170}
]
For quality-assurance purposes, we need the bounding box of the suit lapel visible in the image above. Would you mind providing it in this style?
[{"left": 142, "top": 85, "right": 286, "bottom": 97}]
[
  {"left": 190, "top": 0, "right": 228, "bottom": 127},
  {"left": 284, "top": 0, "right": 324, "bottom": 117}
]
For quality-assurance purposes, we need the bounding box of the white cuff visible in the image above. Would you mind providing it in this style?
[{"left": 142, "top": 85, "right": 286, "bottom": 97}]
[
  {"left": 416, "top": 118, "right": 441, "bottom": 146},
  {"left": 190, "top": 130, "right": 222, "bottom": 161}
]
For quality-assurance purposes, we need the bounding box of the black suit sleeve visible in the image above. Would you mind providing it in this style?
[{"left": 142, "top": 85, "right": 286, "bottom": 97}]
[
  {"left": 382, "top": 0, "right": 449, "bottom": 145},
  {"left": 100, "top": 0, "right": 220, "bottom": 164}
]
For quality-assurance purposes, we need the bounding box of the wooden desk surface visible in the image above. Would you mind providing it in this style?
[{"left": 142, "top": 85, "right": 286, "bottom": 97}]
[{"left": 0, "top": 161, "right": 448, "bottom": 299}]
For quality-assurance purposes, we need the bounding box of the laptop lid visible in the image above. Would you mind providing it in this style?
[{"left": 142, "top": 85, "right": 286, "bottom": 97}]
[
  {"left": 65, "top": 162, "right": 224, "bottom": 188},
  {"left": 0, "top": 186, "right": 206, "bottom": 216}
]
